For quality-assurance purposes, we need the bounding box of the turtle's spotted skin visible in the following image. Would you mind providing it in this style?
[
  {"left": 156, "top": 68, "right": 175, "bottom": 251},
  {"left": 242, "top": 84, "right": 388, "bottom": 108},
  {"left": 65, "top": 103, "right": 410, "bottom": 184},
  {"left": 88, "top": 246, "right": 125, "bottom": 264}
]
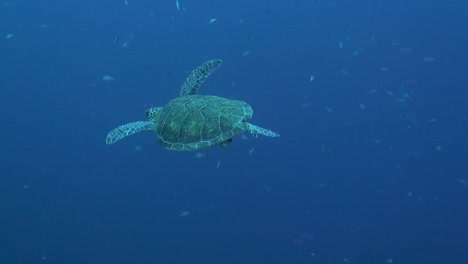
[
  {"left": 106, "top": 121, "right": 156, "bottom": 145},
  {"left": 157, "top": 95, "right": 252, "bottom": 151},
  {"left": 105, "top": 59, "right": 279, "bottom": 151},
  {"left": 179, "top": 59, "right": 222, "bottom": 96}
]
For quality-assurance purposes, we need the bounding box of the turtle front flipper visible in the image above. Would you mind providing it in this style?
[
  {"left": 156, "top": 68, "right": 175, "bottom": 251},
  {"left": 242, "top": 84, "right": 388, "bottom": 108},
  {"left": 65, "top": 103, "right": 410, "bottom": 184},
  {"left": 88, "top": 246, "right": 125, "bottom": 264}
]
[
  {"left": 246, "top": 123, "right": 280, "bottom": 138},
  {"left": 106, "top": 121, "right": 157, "bottom": 144},
  {"left": 179, "top": 59, "right": 223, "bottom": 96}
]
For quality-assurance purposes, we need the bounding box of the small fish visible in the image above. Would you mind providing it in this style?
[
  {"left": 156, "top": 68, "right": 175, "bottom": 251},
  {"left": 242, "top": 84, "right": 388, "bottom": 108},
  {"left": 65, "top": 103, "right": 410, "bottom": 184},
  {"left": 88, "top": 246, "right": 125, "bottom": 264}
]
[
  {"left": 176, "top": 0, "right": 181, "bottom": 11},
  {"left": 380, "top": 66, "right": 389, "bottom": 72},
  {"left": 241, "top": 49, "right": 251, "bottom": 57},
  {"left": 102, "top": 75, "right": 114, "bottom": 81},
  {"left": 248, "top": 147, "right": 255, "bottom": 156},
  {"left": 134, "top": 145, "right": 142, "bottom": 151},
  {"left": 208, "top": 18, "right": 218, "bottom": 24},
  {"left": 340, "top": 69, "right": 350, "bottom": 76},
  {"left": 423, "top": 57, "right": 435, "bottom": 62},
  {"left": 180, "top": 210, "right": 190, "bottom": 217}
]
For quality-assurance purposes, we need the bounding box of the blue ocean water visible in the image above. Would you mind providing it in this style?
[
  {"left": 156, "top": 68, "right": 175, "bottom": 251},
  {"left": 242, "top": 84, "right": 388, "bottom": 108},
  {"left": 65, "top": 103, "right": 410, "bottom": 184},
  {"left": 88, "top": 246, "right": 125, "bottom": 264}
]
[{"left": 1, "top": 0, "right": 467, "bottom": 263}]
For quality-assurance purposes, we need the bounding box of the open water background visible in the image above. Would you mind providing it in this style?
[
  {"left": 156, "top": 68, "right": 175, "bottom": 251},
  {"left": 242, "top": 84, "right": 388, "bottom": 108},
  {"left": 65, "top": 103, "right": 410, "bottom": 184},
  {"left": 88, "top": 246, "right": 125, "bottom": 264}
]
[{"left": 0, "top": 0, "right": 467, "bottom": 263}]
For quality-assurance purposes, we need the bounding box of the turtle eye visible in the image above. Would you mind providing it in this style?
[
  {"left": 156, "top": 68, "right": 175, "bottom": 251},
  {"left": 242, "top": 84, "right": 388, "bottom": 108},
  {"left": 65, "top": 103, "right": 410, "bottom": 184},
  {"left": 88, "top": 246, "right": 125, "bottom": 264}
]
[{"left": 145, "top": 110, "right": 150, "bottom": 118}]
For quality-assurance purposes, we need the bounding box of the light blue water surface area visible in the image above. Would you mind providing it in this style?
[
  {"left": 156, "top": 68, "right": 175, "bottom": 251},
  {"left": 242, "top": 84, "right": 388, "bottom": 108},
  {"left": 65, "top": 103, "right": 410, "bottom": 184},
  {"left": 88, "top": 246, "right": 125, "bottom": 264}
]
[{"left": 0, "top": 0, "right": 467, "bottom": 263}]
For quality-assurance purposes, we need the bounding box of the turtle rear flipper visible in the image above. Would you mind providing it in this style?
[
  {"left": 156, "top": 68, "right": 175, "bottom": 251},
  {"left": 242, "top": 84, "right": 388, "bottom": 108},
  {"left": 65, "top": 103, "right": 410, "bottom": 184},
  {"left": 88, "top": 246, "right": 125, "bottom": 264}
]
[
  {"left": 179, "top": 59, "right": 223, "bottom": 96},
  {"left": 106, "top": 121, "right": 157, "bottom": 144},
  {"left": 246, "top": 123, "right": 280, "bottom": 138}
]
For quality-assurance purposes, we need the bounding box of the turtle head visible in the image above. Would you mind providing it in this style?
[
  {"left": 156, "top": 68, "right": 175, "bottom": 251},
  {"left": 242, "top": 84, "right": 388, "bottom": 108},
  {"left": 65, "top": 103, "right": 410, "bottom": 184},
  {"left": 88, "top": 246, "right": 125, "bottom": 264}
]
[{"left": 145, "top": 107, "right": 163, "bottom": 122}]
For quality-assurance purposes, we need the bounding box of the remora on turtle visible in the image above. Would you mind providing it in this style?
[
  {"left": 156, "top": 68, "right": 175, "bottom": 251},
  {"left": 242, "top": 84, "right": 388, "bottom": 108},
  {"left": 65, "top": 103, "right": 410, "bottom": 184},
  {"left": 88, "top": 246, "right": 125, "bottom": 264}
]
[{"left": 105, "top": 59, "right": 279, "bottom": 151}]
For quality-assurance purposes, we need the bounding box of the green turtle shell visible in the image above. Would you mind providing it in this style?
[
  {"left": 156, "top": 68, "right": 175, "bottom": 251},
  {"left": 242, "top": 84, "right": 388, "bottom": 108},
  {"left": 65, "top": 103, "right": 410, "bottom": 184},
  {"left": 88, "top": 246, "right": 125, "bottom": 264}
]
[{"left": 156, "top": 94, "right": 253, "bottom": 151}]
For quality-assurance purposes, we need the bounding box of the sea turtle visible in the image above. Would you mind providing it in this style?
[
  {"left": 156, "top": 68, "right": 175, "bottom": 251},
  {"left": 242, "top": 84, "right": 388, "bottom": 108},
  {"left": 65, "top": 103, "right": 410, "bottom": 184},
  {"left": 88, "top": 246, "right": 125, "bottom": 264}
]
[{"left": 105, "top": 59, "right": 279, "bottom": 151}]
